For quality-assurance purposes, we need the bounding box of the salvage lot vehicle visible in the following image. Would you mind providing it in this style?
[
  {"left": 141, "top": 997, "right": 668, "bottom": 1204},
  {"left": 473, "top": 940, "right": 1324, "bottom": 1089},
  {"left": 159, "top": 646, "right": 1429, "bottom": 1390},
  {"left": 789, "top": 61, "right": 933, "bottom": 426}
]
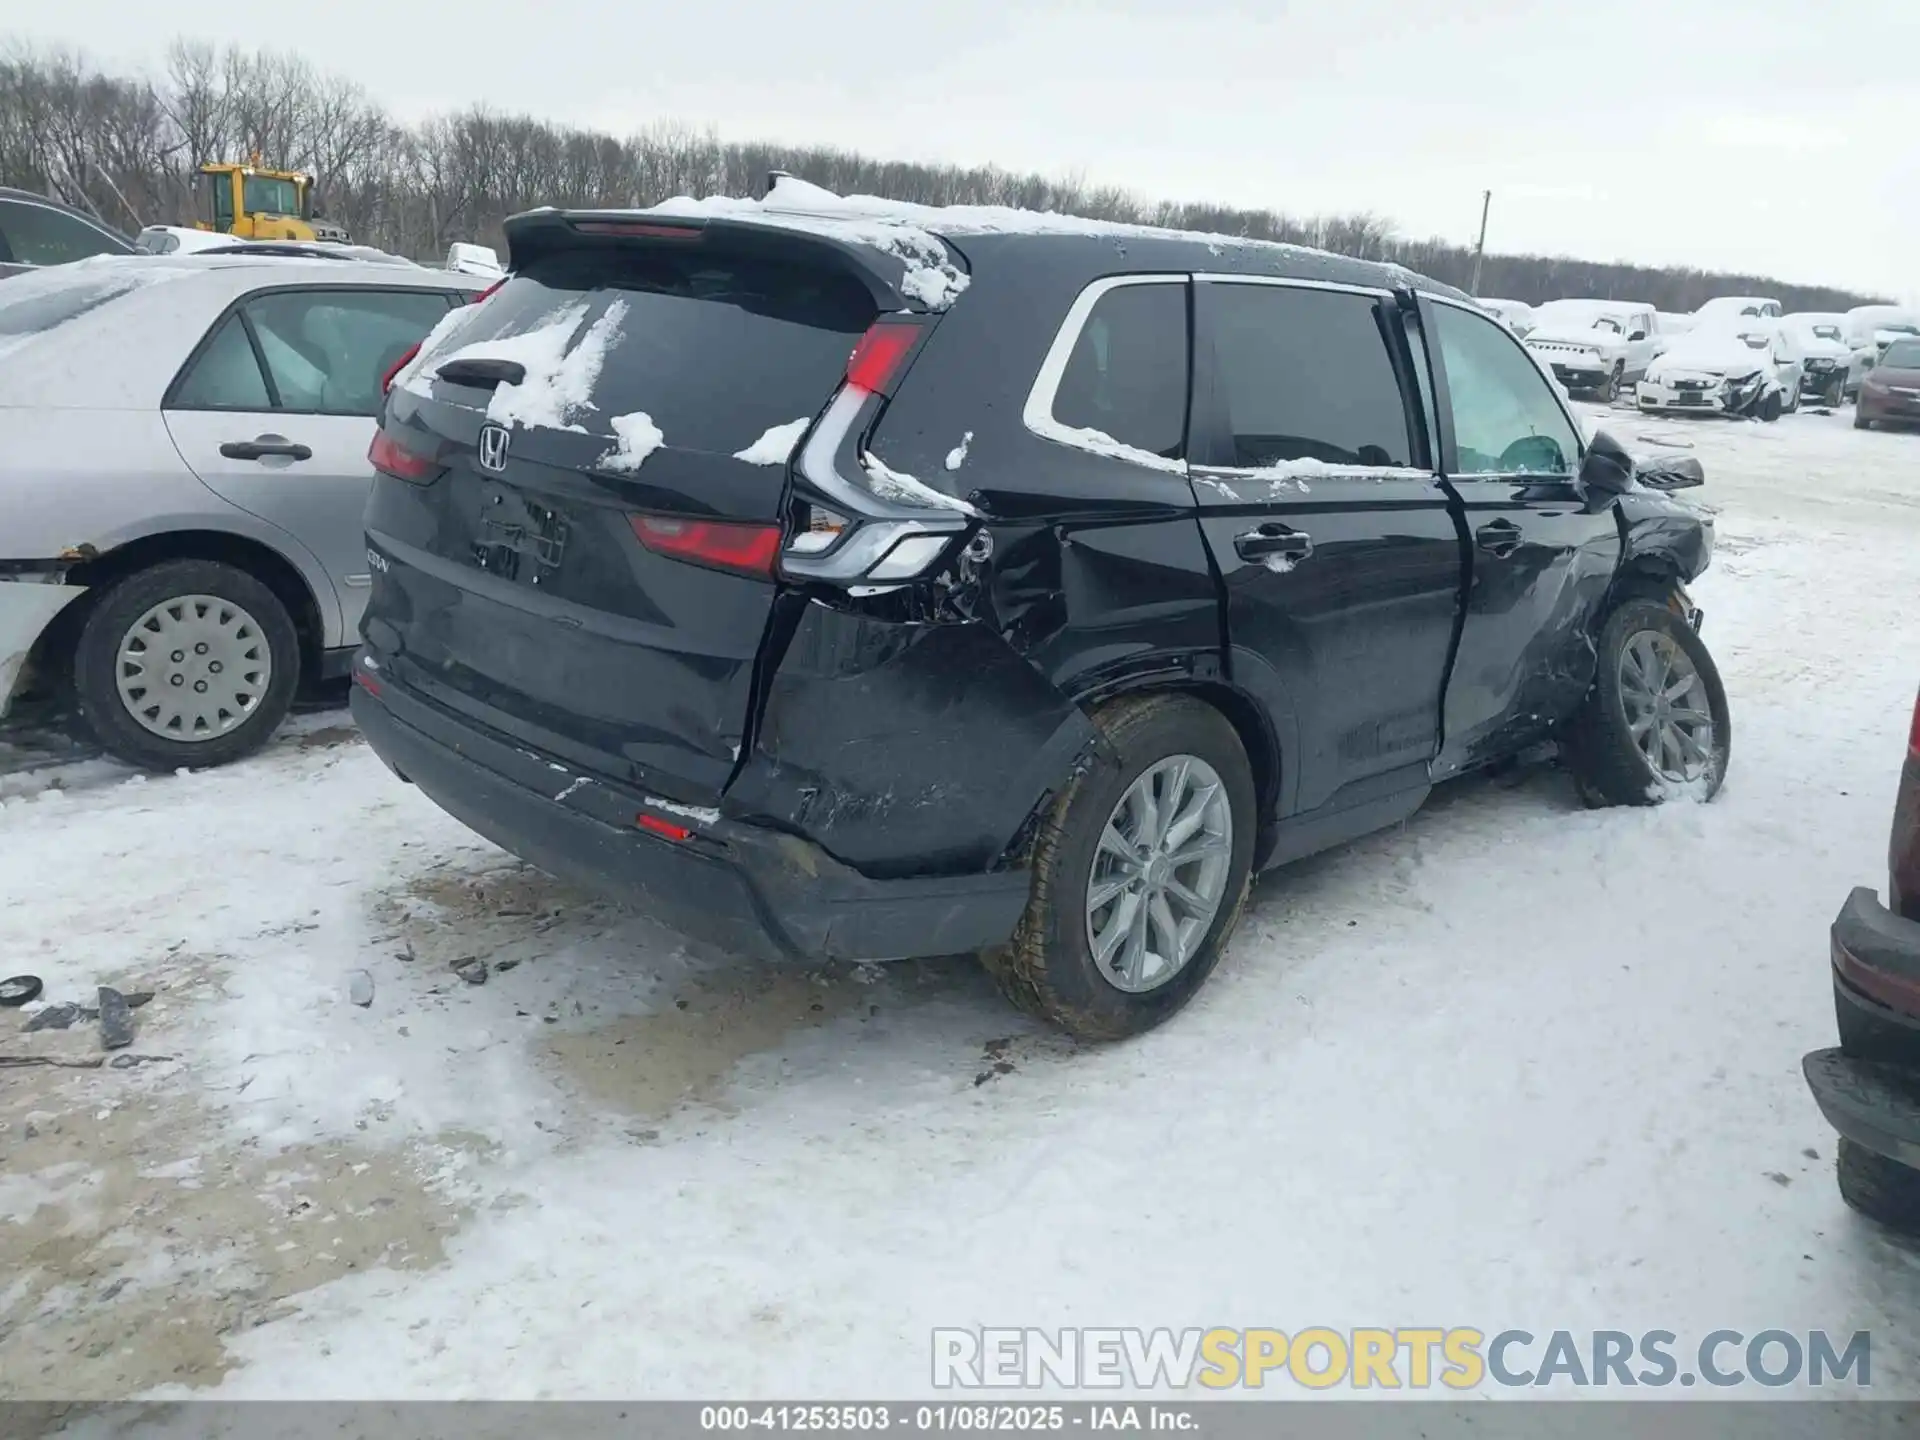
[
  {"left": 1637, "top": 324, "right": 1796, "bottom": 420},
  {"left": 0, "top": 255, "right": 483, "bottom": 766},
  {"left": 1477, "top": 297, "right": 1535, "bottom": 336},
  {"left": 1782, "top": 313, "right": 1866, "bottom": 404},
  {"left": 1803, "top": 687, "right": 1920, "bottom": 1236},
  {"left": 1695, "top": 294, "right": 1781, "bottom": 324},
  {"left": 1523, "top": 299, "right": 1659, "bottom": 401},
  {"left": 351, "top": 189, "right": 1730, "bottom": 1040},
  {"left": 1855, "top": 338, "right": 1920, "bottom": 431},
  {"left": 134, "top": 224, "right": 236, "bottom": 256},
  {"left": 0, "top": 186, "right": 133, "bottom": 277}
]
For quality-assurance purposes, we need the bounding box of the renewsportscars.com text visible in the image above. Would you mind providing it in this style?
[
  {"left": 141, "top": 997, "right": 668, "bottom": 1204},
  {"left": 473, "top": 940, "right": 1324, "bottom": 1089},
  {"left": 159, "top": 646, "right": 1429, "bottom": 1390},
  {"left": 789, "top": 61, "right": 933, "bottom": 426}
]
[{"left": 931, "top": 1327, "right": 1872, "bottom": 1391}]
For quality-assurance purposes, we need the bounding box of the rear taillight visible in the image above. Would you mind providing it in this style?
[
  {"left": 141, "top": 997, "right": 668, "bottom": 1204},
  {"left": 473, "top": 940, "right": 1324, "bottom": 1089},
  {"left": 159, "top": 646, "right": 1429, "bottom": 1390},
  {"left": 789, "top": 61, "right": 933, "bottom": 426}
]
[
  {"left": 368, "top": 429, "right": 438, "bottom": 483},
  {"left": 1909, "top": 689, "right": 1920, "bottom": 759},
  {"left": 630, "top": 515, "right": 781, "bottom": 579},
  {"left": 845, "top": 320, "right": 921, "bottom": 396},
  {"left": 381, "top": 342, "right": 421, "bottom": 396}
]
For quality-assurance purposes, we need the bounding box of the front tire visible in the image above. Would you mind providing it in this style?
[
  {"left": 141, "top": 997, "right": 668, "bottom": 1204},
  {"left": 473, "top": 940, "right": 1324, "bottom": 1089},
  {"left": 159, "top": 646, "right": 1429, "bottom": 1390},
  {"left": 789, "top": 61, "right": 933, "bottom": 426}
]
[
  {"left": 1837, "top": 1138, "right": 1920, "bottom": 1235},
  {"left": 1760, "top": 391, "right": 1783, "bottom": 422},
  {"left": 1855, "top": 411, "right": 1873, "bottom": 431},
  {"left": 1600, "top": 365, "right": 1622, "bottom": 404},
  {"left": 1565, "top": 599, "right": 1730, "bottom": 806},
  {"left": 984, "top": 693, "right": 1256, "bottom": 1041},
  {"left": 72, "top": 559, "right": 300, "bottom": 771}
]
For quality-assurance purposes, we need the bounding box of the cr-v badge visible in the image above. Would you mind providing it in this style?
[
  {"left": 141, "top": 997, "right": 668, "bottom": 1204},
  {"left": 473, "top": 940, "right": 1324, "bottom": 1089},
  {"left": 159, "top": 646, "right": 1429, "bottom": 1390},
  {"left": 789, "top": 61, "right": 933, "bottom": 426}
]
[{"left": 477, "top": 423, "right": 510, "bottom": 473}]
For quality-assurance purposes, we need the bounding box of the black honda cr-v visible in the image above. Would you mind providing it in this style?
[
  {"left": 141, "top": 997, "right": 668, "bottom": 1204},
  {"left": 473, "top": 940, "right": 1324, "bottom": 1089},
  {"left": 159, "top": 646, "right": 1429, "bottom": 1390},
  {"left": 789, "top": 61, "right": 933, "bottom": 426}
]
[{"left": 352, "top": 182, "right": 1728, "bottom": 1040}]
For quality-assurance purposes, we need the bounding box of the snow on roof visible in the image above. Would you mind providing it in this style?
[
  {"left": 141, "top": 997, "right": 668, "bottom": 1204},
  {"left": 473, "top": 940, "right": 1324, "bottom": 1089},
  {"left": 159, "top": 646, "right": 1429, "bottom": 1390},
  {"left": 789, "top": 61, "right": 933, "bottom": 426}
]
[{"left": 633, "top": 175, "right": 1430, "bottom": 303}]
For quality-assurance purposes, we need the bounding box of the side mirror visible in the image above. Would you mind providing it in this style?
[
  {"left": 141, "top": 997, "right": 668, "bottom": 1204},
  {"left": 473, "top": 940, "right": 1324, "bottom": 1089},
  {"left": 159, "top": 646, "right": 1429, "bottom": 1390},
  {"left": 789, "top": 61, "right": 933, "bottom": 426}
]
[
  {"left": 1579, "top": 429, "right": 1636, "bottom": 497},
  {"left": 1628, "top": 330, "right": 1648, "bottom": 342}
]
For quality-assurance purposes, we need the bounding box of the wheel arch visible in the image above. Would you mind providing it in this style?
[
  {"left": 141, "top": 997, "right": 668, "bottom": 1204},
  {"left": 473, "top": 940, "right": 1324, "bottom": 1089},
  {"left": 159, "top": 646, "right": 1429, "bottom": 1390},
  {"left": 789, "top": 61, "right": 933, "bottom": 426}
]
[{"left": 36, "top": 530, "right": 328, "bottom": 688}]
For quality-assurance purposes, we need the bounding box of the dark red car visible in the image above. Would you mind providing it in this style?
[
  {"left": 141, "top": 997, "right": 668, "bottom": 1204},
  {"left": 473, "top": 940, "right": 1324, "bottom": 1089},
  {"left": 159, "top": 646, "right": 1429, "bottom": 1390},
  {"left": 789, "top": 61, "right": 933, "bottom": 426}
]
[
  {"left": 1854, "top": 338, "right": 1920, "bottom": 430},
  {"left": 1804, "top": 687, "right": 1920, "bottom": 1231}
]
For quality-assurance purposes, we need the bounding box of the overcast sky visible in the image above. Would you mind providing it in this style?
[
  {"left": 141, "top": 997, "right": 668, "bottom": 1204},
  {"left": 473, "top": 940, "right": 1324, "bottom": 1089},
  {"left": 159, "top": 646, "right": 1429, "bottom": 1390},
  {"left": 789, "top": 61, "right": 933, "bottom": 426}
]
[{"left": 16, "top": 0, "right": 1917, "bottom": 298}]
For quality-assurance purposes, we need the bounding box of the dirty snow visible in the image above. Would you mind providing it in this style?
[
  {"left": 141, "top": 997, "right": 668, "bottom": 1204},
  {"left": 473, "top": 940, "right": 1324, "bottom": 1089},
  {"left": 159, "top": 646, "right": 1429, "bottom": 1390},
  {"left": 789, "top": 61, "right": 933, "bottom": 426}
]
[
  {"left": 860, "top": 451, "right": 982, "bottom": 517},
  {"left": 3, "top": 401, "right": 1920, "bottom": 1403},
  {"left": 598, "top": 409, "right": 664, "bottom": 472},
  {"left": 734, "top": 417, "right": 811, "bottom": 465}
]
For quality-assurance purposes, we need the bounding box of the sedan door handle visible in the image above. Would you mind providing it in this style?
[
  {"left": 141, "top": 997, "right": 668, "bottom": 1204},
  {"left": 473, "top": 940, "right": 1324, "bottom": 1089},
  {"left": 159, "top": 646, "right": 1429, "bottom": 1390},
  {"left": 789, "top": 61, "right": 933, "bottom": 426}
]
[
  {"left": 1234, "top": 523, "right": 1313, "bottom": 563},
  {"left": 220, "top": 435, "right": 313, "bottom": 462},
  {"left": 1475, "top": 519, "right": 1522, "bottom": 558}
]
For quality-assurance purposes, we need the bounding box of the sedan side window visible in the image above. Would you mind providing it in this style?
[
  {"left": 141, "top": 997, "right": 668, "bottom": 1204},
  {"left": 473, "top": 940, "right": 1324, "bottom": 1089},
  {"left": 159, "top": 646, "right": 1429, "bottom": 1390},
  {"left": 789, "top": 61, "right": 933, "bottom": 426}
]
[
  {"left": 1048, "top": 282, "right": 1189, "bottom": 461},
  {"left": 0, "top": 198, "right": 126, "bottom": 267},
  {"left": 1202, "top": 283, "right": 1415, "bottom": 468},
  {"left": 242, "top": 289, "right": 464, "bottom": 418},
  {"left": 1430, "top": 301, "right": 1581, "bottom": 477},
  {"left": 170, "top": 315, "right": 273, "bottom": 411}
]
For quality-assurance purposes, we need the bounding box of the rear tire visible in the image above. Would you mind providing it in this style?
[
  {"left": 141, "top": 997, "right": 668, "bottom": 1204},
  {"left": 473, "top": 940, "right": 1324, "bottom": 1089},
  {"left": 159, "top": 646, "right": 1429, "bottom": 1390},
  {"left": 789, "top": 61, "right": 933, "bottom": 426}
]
[
  {"left": 72, "top": 559, "right": 300, "bottom": 772},
  {"left": 1836, "top": 1138, "right": 1920, "bottom": 1236},
  {"left": 983, "top": 693, "right": 1256, "bottom": 1041},
  {"left": 1564, "top": 599, "right": 1730, "bottom": 807}
]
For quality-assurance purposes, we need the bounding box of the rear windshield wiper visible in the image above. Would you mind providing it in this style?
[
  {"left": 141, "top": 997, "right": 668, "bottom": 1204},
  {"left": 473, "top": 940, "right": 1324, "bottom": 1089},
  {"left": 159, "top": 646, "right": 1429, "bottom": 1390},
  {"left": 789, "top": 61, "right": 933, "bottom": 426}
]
[{"left": 435, "top": 357, "right": 527, "bottom": 389}]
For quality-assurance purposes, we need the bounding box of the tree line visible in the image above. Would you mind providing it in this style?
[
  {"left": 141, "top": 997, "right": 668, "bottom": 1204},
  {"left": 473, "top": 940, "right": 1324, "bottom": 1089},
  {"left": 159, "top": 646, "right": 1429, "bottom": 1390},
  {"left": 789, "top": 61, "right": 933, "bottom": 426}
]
[{"left": 0, "top": 39, "right": 1884, "bottom": 313}]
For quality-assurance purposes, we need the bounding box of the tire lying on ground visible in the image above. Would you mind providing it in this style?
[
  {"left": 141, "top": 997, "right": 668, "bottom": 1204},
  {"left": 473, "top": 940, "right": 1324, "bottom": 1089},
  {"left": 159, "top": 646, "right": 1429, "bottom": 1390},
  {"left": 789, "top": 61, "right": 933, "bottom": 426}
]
[
  {"left": 984, "top": 693, "right": 1256, "bottom": 1042},
  {"left": 1836, "top": 1137, "right": 1920, "bottom": 1236},
  {"left": 1565, "top": 598, "right": 1731, "bottom": 807},
  {"left": 71, "top": 558, "right": 301, "bottom": 771}
]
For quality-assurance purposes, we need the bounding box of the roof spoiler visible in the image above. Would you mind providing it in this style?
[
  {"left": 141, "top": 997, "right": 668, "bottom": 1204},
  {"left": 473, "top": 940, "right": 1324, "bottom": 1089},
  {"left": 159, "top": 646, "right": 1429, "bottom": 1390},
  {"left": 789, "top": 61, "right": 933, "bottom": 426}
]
[{"left": 500, "top": 206, "right": 947, "bottom": 314}]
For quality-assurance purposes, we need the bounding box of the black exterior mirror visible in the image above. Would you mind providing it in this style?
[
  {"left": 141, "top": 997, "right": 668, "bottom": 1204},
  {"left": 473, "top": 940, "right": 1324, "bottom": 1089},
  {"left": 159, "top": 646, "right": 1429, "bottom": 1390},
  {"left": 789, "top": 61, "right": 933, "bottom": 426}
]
[
  {"left": 1634, "top": 454, "right": 1706, "bottom": 490},
  {"left": 1579, "top": 429, "right": 1636, "bottom": 496}
]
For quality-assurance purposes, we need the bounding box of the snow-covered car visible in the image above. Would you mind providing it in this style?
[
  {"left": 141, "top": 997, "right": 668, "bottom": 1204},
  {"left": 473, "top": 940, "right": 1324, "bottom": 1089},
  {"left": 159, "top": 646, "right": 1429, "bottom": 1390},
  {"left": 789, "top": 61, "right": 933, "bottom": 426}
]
[
  {"left": 1523, "top": 299, "right": 1660, "bottom": 401},
  {"left": 1654, "top": 310, "right": 1695, "bottom": 346},
  {"left": 0, "top": 255, "right": 484, "bottom": 767},
  {"left": 1694, "top": 295, "right": 1781, "bottom": 326},
  {"left": 1635, "top": 324, "right": 1796, "bottom": 420},
  {"left": 443, "top": 242, "right": 503, "bottom": 278},
  {"left": 1802, "top": 683, "right": 1920, "bottom": 1236},
  {"left": 1477, "top": 297, "right": 1535, "bottom": 336},
  {"left": 1844, "top": 305, "right": 1920, "bottom": 355},
  {"left": 133, "top": 225, "right": 236, "bottom": 256},
  {"left": 1781, "top": 313, "right": 1863, "bottom": 405}
]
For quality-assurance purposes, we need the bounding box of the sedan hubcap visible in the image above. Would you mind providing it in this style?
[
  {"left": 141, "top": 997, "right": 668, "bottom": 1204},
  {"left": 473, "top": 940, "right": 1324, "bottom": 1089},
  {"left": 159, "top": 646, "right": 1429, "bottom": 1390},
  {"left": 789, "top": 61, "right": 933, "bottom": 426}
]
[
  {"left": 1618, "top": 630, "right": 1715, "bottom": 783},
  {"left": 115, "top": 594, "right": 272, "bottom": 742},
  {"left": 1085, "top": 754, "right": 1234, "bottom": 994}
]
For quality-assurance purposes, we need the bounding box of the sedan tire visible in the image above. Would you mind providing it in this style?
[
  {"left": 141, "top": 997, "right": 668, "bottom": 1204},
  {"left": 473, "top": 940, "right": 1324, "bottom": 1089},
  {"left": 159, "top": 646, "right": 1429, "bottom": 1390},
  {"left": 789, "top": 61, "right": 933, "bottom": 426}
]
[
  {"left": 1855, "top": 412, "right": 1873, "bottom": 431},
  {"left": 984, "top": 693, "right": 1256, "bottom": 1041},
  {"left": 1565, "top": 599, "right": 1730, "bottom": 807},
  {"left": 1836, "top": 1138, "right": 1920, "bottom": 1236},
  {"left": 73, "top": 559, "right": 301, "bottom": 772}
]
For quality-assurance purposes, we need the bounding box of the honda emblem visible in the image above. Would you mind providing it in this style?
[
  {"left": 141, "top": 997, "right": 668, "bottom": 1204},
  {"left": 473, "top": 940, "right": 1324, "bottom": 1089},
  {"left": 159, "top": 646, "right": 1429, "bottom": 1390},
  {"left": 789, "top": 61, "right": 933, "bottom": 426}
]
[{"left": 477, "top": 423, "right": 510, "bottom": 473}]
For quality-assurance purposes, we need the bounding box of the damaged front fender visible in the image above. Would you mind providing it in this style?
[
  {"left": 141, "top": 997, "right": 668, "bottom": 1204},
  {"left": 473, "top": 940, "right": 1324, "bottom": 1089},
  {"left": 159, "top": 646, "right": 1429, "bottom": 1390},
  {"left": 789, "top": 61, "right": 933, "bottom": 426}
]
[{"left": 0, "top": 570, "right": 87, "bottom": 722}]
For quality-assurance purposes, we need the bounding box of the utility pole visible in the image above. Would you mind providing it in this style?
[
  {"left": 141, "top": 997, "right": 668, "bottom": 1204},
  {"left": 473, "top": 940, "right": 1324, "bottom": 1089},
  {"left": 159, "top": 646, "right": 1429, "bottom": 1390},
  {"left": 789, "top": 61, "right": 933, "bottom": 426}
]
[{"left": 1469, "top": 190, "right": 1491, "bottom": 297}]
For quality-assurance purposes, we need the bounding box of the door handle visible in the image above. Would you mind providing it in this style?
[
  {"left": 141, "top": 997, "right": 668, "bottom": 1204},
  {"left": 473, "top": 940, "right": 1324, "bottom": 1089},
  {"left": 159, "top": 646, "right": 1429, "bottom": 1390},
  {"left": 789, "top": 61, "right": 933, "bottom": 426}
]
[
  {"left": 1475, "top": 519, "right": 1522, "bottom": 558},
  {"left": 1234, "top": 523, "right": 1313, "bottom": 563},
  {"left": 220, "top": 436, "right": 313, "bottom": 462}
]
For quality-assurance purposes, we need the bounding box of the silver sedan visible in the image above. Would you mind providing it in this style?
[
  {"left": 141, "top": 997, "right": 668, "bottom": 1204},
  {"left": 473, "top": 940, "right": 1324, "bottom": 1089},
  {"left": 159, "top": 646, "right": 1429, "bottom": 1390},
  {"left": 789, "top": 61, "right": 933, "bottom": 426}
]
[{"left": 0, "top": 254, "right": 484, "bottom": 768}]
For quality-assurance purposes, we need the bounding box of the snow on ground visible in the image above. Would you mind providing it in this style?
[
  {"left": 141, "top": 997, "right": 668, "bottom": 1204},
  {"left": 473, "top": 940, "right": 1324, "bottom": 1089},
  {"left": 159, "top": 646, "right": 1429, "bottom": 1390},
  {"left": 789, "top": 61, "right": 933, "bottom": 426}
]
[{"left": 2, "top": 403, "right": 1919, "bottom": 1404}]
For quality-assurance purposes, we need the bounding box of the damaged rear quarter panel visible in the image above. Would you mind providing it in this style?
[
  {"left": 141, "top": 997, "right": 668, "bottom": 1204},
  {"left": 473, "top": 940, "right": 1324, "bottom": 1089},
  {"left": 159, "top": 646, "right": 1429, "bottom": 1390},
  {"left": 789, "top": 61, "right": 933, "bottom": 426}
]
[{"left": 723, "top": 598, "right": 1098, "bottom": 877}]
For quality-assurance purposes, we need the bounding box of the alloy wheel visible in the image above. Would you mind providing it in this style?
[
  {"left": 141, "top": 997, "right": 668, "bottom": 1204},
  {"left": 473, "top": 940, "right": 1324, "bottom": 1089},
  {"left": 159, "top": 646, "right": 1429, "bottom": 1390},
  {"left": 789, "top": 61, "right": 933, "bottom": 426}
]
[
  {"left": 1618, "top": 630, "right": 1716, "bottom": 783},
  {"left": 1085, "top": 754, "right": 1234, "bottom": 994}
]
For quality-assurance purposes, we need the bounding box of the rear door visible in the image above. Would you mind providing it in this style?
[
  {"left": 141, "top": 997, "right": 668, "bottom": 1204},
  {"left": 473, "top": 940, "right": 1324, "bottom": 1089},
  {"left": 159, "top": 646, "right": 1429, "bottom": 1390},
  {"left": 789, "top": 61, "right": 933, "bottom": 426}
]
[
  {"left": 363, "top": 242, "right": 880, "bottom": 804},
  {"left": 1419, "top": 294, "right": 1621, "bottom": 778},
  {"left": 164, "top": 285, "right": 464, "bottom": 642},
  {"left": 1188, "top": 277, "right": 1462, "bottom": 817}
]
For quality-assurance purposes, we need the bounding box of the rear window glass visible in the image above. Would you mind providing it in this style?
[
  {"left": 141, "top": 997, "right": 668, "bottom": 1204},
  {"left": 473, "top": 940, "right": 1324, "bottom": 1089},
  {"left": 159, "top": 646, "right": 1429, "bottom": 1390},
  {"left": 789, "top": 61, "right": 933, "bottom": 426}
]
[
  {"left": 1051, "top": 284, "right": 1188, "bottom": 460},
  {"left": 434, "top": 249, "right": 874, "bottom": 451},
  {"left": 0, "top": 266, "right": 158, "bottom": 338},
  {"left": 1205, "top": 284, "right": 1412, "bottom": 468}
]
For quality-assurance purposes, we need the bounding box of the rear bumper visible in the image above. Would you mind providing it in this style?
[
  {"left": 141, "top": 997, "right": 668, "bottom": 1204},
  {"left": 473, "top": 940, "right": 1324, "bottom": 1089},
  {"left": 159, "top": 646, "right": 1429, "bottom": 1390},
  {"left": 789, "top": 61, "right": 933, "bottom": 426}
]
[
  {"left": 351, "top": 676, "right": 1032, "bottom": 963},
  {"left": 1804, "top": 887, "right": 1920, "bottom": 1167}
]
